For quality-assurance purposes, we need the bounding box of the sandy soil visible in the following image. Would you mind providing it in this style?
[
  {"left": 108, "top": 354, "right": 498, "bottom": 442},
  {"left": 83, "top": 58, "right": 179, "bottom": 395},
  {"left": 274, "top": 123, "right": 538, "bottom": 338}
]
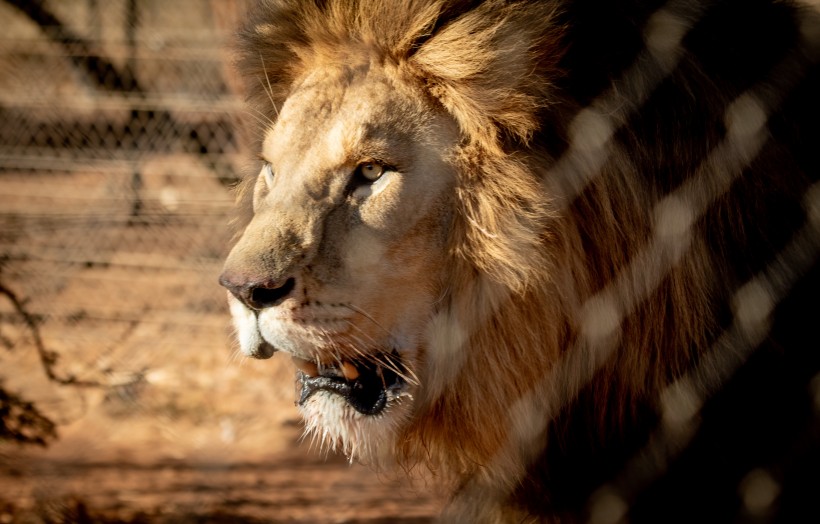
[
  {"left": 0, "top": 445, "right": 442, "bottom": 523},
  {"left": 0, "top": 2, "right": 445, "bottom": 519},
  {"left": 0, "top": 166, "right": 445, "bottom": 523},
  {"left": 0, "top": 313, "right": 445, "bottom": 524}
]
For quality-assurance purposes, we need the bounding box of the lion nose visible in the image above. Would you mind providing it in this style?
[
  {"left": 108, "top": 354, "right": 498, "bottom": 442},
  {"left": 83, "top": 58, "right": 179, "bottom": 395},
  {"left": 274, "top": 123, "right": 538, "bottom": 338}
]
[{"left": 218, "top": 273, "right": 296, "bottom": 310}]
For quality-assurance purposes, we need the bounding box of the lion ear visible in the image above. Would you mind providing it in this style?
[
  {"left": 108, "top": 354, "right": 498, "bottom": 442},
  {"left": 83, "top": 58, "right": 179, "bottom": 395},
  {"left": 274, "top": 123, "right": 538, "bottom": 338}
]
[{"left": 410, "top": 2, "right": 563, "bottom": 151}]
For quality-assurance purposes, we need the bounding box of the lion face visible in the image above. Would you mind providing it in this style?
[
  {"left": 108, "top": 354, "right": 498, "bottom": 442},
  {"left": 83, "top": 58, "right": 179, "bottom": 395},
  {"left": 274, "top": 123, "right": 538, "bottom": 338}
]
[{"left": 220, "top": 61, "right": 460, "bottom": 458}]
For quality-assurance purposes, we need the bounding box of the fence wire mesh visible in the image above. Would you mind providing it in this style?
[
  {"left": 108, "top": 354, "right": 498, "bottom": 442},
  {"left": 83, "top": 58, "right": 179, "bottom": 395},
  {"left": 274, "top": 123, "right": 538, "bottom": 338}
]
[
  {"left": 1, "top": 0, "right": 819, "bottom": 523},
  {"left": 0, "top": 0, "right": 253, "bottom": 405},
  {"left": 436, "top": 2, "right": 820, "bottom": 520},
  {"left": 0, "top": 2, "right": 427, "bottom": 520}
]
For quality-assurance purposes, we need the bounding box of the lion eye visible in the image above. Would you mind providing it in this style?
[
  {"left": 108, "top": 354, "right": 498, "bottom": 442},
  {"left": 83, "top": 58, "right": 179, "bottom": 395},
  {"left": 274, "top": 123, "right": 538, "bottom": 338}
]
[
  {"left": 356, "top": 162, "right": 384, "bottom": 182},
  {"left": 262, "top": 162, "right": 275, "bottom": 188}
]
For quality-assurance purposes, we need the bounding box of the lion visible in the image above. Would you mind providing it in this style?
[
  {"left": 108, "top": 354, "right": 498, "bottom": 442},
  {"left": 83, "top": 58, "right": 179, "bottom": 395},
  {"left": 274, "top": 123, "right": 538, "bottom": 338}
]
[{"left": 220, "top": 1, "right": 820, "bottom": 522}]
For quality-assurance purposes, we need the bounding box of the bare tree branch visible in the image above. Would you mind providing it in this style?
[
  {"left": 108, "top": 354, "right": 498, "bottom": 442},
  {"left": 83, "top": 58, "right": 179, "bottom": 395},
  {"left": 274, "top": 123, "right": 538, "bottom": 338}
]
[{"left": 0, "top": 281, "right": 105, "bottom": 388}]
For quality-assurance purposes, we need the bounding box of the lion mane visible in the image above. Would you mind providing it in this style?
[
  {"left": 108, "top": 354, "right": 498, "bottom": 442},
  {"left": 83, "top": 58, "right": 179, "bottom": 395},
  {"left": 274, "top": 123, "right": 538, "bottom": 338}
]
[{"left": 229, "top": 0, "right": 820, "bottom": 521}]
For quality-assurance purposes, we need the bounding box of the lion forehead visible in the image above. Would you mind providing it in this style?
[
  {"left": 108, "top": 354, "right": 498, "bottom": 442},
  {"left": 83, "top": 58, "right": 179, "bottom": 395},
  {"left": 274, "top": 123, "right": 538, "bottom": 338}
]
[
  {"left": 262, "top": 78, "right": 355, "bottom": 172},
  {"left": 263, "top": 66, "right": 423, "bottom": 173}
]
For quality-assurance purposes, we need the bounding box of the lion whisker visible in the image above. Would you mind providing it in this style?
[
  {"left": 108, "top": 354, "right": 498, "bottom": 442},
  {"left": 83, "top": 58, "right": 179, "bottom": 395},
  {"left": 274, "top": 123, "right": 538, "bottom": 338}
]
[
  {"left": 259, "top": 53, "right": 280, "bottom": 119},
  {"left": 244, "top": 106, "right": 274, "bottom": 128},
  {"left": 342, "top": 321, "right": 420, "bottom": 386},
  {"left": 228, "top": 345, "right": 253, "bottom": 368},
  {"left": 343, "top": 303, "right": 392, "bottom": 336}
]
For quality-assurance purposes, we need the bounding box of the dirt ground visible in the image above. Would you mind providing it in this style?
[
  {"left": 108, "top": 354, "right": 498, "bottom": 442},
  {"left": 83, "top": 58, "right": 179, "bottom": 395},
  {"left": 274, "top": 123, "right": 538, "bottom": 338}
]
[
  {"left": 0, "top": 2, "right": 447, "bottom": 521},
  {"left": 0, "top": 444, "right": 443, "bottom": 524},
  {"left": 0, "top": 307, "right": 445, "bottom": 524},
  {"left": 0, "top": 172, "right": 445, "bottom": 524}
]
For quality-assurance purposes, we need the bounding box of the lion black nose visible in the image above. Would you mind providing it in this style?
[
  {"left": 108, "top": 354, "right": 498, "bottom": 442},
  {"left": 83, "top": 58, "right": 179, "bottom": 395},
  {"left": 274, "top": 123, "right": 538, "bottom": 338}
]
[{"left": 218, "top": 273, "right": 296, "bottom": 310}]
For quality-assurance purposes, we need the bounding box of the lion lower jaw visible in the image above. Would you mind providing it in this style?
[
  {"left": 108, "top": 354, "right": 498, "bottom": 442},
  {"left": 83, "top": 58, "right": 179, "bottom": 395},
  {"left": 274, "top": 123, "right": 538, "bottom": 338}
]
[{"left": 298, "top": 389, "right": 413, "bottom": 463}]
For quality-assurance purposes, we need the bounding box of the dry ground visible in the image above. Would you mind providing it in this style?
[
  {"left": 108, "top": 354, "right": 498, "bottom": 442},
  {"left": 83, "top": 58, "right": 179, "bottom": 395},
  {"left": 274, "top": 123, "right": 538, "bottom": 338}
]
[
  {"left": 0, "top": 167, "right": 444, "bottom": 523},
  {"left": 0, "top": 2, "right": 446, "bottom": 520},
  {"left": 0, "top": 298, "right": 445, "bottom": 524},
  {"left": 0, "top": 443, "right": 442, "bottom": 523}
]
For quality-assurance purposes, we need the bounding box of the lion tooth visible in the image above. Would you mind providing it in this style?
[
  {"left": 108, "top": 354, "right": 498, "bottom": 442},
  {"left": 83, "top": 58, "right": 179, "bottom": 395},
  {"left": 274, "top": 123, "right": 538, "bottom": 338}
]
[
  {"left": 341, "top": 361, "right": 359, "bottom": 381},
  {"left": 292, "top": 356, "right": 319, "bottom": 378}
]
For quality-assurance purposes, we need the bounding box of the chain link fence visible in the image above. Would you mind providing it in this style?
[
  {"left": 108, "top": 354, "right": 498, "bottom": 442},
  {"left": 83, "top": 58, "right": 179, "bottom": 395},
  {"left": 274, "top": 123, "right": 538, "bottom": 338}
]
[
  {"left": 0, "top": 0, "right": 316, "bottom": 452},
  {"left": 0, "top": 3, "right": 449, "bottom": 522},
  {"left": 1, "top": 0, "right": 819, "bottom": 523}
]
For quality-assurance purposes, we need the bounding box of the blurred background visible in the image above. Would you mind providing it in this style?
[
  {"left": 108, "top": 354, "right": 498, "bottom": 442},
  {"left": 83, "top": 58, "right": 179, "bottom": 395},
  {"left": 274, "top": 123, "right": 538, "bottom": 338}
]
[{"left": 0, "top": 1, "right": 440, "bottom": 522}]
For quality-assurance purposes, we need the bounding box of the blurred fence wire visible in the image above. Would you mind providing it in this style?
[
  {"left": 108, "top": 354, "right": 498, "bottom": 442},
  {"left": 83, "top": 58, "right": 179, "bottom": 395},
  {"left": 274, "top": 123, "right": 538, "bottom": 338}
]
[
  {"left": 440, "top": 1, "right": 820, "bottom": 521},
  {"left": 0, "top": 0, "right": 253, "bottom": 421},
  {"left": 1, "top": 0, "right": 819, "bottom": 522}
]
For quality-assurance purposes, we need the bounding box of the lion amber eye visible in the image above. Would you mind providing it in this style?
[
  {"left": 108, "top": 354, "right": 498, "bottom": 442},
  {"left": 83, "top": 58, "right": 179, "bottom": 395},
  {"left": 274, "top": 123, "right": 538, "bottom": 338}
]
[
  {"left": 262, "top": 162, "right": 274, "bottom": 188},
  {"left": 358, "top": 162, "right": 384, "bottom": 182}
]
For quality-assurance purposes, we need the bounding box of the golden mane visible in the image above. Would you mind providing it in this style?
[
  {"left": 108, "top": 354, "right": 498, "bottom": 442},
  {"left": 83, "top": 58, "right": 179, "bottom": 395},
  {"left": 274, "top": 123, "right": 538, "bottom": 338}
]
[
  {"left": 235, "top": 0, "right": 707, "bottom": 477},
  {"left": 232, "top": 0, "right": 819, "bottom": 519}
]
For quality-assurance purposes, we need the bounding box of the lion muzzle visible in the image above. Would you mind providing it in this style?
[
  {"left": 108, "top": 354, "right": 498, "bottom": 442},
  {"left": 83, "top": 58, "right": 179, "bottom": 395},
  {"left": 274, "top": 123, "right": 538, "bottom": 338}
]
[{"left": 219, "top": 204, "right": 316, "bottom": 307}]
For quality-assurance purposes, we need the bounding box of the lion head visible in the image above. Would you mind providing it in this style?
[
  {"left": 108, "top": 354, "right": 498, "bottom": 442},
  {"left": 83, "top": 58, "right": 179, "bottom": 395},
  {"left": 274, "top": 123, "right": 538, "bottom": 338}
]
[
  {"left": 220, "top": 0, "right": 820, "bottom": 520},
  {"left": 220, "top": 0, "right": 565, "bottom": 467},
  {"left": 221, "top": 57, "right": 462, "bottom": 459}
]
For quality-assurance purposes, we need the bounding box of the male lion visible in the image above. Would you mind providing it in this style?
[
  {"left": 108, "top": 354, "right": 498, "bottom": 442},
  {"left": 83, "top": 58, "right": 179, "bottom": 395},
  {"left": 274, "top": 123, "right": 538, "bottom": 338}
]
[{"left": 220, "top": 0, "right": 820, "bottom": 521}]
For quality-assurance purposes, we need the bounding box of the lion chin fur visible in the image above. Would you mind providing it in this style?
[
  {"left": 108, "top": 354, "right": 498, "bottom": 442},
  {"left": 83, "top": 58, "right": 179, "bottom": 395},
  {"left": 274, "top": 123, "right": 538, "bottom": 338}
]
[{"left": 228, "top": 1, "right": 820, "bottom": 522}]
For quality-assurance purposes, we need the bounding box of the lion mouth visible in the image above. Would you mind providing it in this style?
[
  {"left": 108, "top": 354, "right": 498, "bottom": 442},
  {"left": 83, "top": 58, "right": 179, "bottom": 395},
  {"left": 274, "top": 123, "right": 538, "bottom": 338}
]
[{"left": 293, "top": 352, "right": 407, "bottom": 416}]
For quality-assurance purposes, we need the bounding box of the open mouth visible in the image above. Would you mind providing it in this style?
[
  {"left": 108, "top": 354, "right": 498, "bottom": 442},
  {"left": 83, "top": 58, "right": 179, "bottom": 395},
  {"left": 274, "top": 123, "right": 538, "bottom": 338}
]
[{"left": 293, "top": 352, "right": 407, "bottom": 416}]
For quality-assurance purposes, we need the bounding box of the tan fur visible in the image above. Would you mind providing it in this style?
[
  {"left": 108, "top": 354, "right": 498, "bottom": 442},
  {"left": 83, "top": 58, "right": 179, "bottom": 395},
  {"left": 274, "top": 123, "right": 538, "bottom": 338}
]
[{"left": 220, "top": 0, "right": 810, "bottom": 520}]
